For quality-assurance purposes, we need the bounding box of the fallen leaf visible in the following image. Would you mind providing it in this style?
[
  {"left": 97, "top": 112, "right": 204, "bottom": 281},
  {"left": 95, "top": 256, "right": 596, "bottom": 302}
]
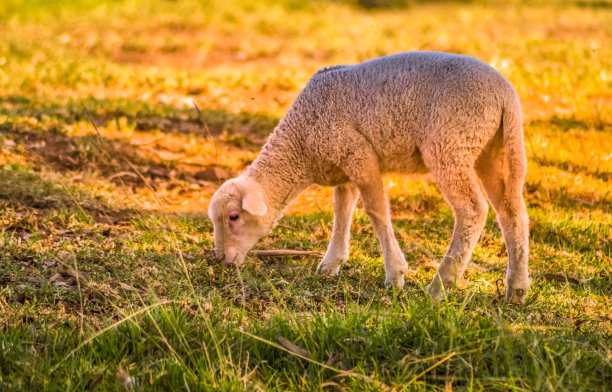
[
  {"left": 53, "top": 281, "right": 70, "bottom": 288},
  {"left": 147, "top": 168, "right": 169, "bottom": 179},
  {"left": 27, "top": 276, "right": 43, "bottom": 286},
  {"left": 419, "top": 261, "right": 439, "bottom": 270},
  {"left": 65, "top": 269, "right": 89, "bottom": 281},
  {"left": 109, "top": 171, "right": 139, "bottom": 180},
  {"left": 182, "top": 234, "right": 200, "bottom": 243},
  {"left": 542, "top": 272, "right": 581, "bottom": 284},
  {"left": 468, "top": 262, "right": 489, "bottom": 272},
  {"left": 569, "top": 196, "right": 594, "bottom": 206},
  {"left": 277, "top": 336, "right": 310, "bottom": 358},
  {"left": 43, "top": 260, "right": 57, "bottom": 268},
  {"left": 194, "top": 166, "right": 232, "bottom": 182},
  {"left": 49, "top": 273, "right": 61, "bottom": 283},
  {"left": 235, "top": 286, "right": 252, "bottom": 304},
  {"left": 120, "top": 283, "right": 142, "bottom": 293}
]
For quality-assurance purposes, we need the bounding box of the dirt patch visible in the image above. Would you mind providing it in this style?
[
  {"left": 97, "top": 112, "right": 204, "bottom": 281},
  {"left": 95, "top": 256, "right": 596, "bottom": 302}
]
[{"left": 4, "top": 127, "right": 236, "bottom": 190}]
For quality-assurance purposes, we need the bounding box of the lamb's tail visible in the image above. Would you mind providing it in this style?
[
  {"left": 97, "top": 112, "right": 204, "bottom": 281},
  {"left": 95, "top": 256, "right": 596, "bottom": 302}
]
[{"left": 501, "top": 94, "right": 527, "bottom": 200}]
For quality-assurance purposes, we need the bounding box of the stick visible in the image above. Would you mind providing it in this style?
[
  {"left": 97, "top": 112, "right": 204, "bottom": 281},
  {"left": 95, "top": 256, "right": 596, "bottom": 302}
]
[{"left": 248, "top": 249, "right": 322, "bottom": 257}]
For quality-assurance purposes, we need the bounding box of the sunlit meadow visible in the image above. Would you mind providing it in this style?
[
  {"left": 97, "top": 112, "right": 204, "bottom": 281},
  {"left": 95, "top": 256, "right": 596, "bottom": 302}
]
[{"left": 0, "top": 0, "right": 610, "bottom": 390}]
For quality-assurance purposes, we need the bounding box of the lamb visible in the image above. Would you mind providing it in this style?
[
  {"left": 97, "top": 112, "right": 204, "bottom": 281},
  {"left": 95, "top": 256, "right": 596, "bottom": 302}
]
[{"left": 208, "top": 51, "right": 531, "bottom": 304}]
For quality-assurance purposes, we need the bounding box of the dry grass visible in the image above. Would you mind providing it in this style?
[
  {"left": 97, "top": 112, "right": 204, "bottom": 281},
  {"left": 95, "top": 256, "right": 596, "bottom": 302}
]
[{"left": 0, "top": 0, "right": 611, "bottom": 390}]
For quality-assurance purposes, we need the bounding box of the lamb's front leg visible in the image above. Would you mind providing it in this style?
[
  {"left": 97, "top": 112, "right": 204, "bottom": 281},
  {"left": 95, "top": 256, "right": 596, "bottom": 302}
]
[
  {"left": 317, "top": 183, "right": 359, "bottom": 275},
  {"left": 356, "top": 179, "right": 408, "bottom": 288}
]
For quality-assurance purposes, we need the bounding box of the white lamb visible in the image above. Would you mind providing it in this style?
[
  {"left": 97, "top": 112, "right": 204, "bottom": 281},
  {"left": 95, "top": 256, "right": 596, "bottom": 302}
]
[{"left": 208, "top": 52, "right": 531, "bottom": 303}]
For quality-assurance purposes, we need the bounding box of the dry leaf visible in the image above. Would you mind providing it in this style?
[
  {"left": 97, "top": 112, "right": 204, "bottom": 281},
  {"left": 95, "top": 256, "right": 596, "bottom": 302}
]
[
  {"left": 53, "top": 281, "right": 70, "bottom": 288},
  {"left": 109, "top": 171, "right": 139, "bottom": 180},
  {"left": 277, "top": 336, "right": 310, "bottom": 358},
  {"left": 182, "top": 234, "right": 200, "bottom": 243},
  {"left": 194, "top": 166, "right": 232, "bottom": 182},
  {"left": 65, "top": 269, "right": 89, "bottom": 281},
  {"left": 542, "top": 272, "right": 581, "bottom": 284},
  {"left": 49, "top": 273, "right": 61, "bottom": 283},
  {"left": 420, "top": 261, "right": 439, "bottom": 270},
  {"left": 235, "top": 286, "right": 252, "bottom": 303},
  {"left": 568, "top": 196, "right": 594, "bottom": 206},
  {"left": 120, "top": 283, "right": 142, "bottom": 293},
  {"left": 27, "top": 276, "right": 43, "bottom": 286},
  {"left": 43, "top": 260, "right": 57, "bottom": 268},
  {"left": 468, "top": 262, "right": 489, "bottom": 272}
]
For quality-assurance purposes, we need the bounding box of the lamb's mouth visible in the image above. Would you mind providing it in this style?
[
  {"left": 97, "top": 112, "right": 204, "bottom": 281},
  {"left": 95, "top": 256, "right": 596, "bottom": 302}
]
[{"left": 224, "top": 250, "right": 246, "bottom": 266}]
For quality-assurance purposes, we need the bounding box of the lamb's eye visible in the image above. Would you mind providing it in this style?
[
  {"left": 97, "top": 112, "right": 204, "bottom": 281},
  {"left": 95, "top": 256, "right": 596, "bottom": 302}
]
[{"left": 229, "top": 213, "right": 240, "bottom": 222}]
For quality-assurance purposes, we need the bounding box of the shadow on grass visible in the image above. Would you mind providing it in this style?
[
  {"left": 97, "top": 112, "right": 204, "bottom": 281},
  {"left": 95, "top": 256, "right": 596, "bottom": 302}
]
[
  {"left": 0, "top": 95, "right": 282, "bottom": 189},
  {"left": 0, "top": 95, "right": 280, "bottom": 139},
  {"left": 0, "top": 164, "right": 137, "bottom": 226},
  {"left": 529, "top": 115, "right": 612, "bottom": 133},
  {"left": 350, "top": 0, "right": 475, "bottom": 10}
]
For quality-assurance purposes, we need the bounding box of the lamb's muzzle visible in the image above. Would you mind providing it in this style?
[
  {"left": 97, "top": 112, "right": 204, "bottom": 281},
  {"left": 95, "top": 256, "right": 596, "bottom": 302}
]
[{"left": 208, "top": 51, "right": 531, "bottom": 304}]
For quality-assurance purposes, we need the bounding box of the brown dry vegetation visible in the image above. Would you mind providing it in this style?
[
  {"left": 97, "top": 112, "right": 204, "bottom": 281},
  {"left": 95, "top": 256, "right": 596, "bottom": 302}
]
[{"left": 0, "top": 0, "right": 611, "bottom": 391}]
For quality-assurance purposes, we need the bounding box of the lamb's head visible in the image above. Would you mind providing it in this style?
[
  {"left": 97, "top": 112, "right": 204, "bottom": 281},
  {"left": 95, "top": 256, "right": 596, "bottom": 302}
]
[{"left": 208, "top": 176, "right": 273, "bottom": 265}]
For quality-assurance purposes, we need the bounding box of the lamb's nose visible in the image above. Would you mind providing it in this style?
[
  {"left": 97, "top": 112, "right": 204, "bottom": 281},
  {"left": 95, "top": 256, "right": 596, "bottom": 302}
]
[{"left": 216, "top": 255, "right": 223, "bottom": 263}]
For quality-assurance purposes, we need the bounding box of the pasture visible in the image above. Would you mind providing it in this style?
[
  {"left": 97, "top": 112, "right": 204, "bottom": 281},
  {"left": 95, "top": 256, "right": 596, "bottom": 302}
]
[{"left": 0, "top": 0, "right": 610, "bottom": 390}]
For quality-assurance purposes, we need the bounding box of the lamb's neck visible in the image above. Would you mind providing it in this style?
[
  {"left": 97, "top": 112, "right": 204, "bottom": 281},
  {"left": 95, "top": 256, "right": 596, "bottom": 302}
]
[{"left": 246, "top": 132, "right": 312, "bottom": 214}]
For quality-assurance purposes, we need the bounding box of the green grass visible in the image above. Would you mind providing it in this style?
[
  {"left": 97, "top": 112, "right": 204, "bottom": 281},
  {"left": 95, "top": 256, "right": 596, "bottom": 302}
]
[{"left": 1, "top": 0, "right": 611, "bottom": 390}]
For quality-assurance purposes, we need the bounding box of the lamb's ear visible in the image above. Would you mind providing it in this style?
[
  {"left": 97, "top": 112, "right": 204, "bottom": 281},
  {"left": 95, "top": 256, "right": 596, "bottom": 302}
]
[{"left": 242, "top": 189, "right": 267, "bottom": 216}]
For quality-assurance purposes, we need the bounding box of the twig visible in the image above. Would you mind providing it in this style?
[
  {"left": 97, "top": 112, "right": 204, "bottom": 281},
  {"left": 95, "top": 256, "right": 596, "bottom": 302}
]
[
  {"left": 108, "top": 171, "right": 139, "bottom": 180},
  {"left": 129, "top": 136, "right": 165, "bottom": 146},
  {"left": 568, "top": 196, "right": 594, "bottom": 206},
  {"left": 276, "top": 223, "right": 301, "bottom": 231},
  {"left": 495, "top": 278, "right": 504, "bottom": 300},
  {"left": 248, "top": 249, "right": 322, "bottom": 257}
]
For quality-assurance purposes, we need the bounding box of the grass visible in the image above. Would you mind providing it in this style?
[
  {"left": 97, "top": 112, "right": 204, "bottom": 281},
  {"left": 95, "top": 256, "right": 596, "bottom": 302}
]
[{"left": 0, "top": 0, "right": 611, "bottom": 390}]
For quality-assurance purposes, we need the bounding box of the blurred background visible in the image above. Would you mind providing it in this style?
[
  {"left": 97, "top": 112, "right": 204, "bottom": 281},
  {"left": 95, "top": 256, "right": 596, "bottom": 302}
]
[{"left": 0, "top": 0, "right": 609, "bottom": 212}]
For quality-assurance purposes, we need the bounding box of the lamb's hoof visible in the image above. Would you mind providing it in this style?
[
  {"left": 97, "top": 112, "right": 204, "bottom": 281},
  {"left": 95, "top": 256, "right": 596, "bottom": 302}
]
[
  {"left": 505, "top": 274, "right": 531, "bottom": 304},
  {"left": 425, "top": 273, "right": 450, "bottom": 302},
  {"left": 316, "top": 258, "right": 343, "bottom": 276},
  {"left": 505, "top": 287, "right": 528, "bottom": 305},
  {"left": 384, "top": 268, "right": 406, "bottom": 288},
  {"left": 425, "top": 281, "right": 443, "bottom": 302}
]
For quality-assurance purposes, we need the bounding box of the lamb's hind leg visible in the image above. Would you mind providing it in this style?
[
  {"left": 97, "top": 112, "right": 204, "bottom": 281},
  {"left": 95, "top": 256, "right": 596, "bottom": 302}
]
[
  {"left": 317, "top": 183, "right": 360, "bottom": 275},
  {"left": 476, "top": 151, "right": 530, "bottom": 304},
  {"left": 426, "top": 167, "right": 489, "bottom": 300}
]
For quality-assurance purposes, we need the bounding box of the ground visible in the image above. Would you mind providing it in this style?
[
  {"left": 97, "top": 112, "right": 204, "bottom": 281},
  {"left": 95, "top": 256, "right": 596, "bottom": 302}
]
[{"left": 0, "top": 0, "right": 611, "bottom": 391}]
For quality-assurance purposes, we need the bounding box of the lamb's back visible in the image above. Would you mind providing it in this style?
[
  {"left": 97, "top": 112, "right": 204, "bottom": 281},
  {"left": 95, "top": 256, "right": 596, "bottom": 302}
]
[{"left": 308, "top": 52, "right": 514, "bottom": 169}]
